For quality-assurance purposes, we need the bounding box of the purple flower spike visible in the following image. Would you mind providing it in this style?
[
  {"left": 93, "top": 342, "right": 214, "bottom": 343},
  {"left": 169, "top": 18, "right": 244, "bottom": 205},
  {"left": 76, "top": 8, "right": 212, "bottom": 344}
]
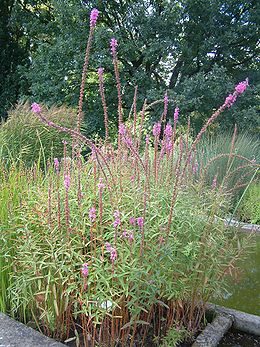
[
  {"left": 89, "top": 207, "right": 96, "bottom": 222},
  {"left": 235, "top": 78, "right": 249, "bottom": 94},
  {"left": 129, "top": 217, "right": 136, "bottom": 226},
  {"left": 164, "top": 123, "right": 173, "bottom": 138},
  {"left": 137, "top": 217, "right": 144, "bottom": 229},
  {"left": 98, "top": 67, "right": 104, "bottom": 79},
  {"left": 81, "top": 263, "right": 89, "bottom": 277},
  {"left": 174, "top": 107, "right": 179, "bottom": 122},
  {"left": 98, "top": 178, "right": 105, "bottom": 190},
  {"left": 64, "top": 174, "right": 71, "bottom": 190},
  {"left": 110, "top": 247, "right": 117, "bottom": 262},
  {"left": 31, "top": 103, "right": 41, "bottom": 113},
  {"left": 110, "top": 38, "right": 118, "bottom": 55},
  {"left": 54, "top": 158, "right": 59, "bottom": 172},
  {"left": 152, "top": 123, "right": 161, "bottom": 137},
  {"left": 90, "top": 8, "right": 99, "bottom": 27},
  {"left": 105, "top": 242, "right": 112, "bottom": 252},
  {"left": 118, "top": 124, "right": 126, "bottom": 135},
  {"left": 224, "top": 94, "right": 237, "bottom": 108}
]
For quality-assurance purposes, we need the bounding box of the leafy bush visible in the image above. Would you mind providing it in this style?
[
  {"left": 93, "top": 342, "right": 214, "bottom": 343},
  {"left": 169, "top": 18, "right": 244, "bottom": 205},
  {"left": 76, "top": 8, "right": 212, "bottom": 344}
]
[
  {"left": 237, "top": 181, "right": 260, "bottom": 224},
  {"left": 0, "top": 9, "right": 257, "bottom": 347},
  {"left": 0, "top": 102, "right": 76, "bottom": 166}
]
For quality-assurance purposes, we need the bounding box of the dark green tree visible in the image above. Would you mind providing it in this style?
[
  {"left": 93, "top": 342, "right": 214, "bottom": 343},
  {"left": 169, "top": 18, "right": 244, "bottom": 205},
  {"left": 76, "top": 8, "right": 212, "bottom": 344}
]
[{"left": 3, "top": 0, "right": 260, "bottom": 133}]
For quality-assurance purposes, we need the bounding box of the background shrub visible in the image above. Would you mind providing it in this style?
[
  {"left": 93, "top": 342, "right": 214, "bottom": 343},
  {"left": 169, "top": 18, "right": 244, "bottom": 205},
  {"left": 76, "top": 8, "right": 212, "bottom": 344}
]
[{"left": 237, "top": 181, "right": 260, "bottom": 224}]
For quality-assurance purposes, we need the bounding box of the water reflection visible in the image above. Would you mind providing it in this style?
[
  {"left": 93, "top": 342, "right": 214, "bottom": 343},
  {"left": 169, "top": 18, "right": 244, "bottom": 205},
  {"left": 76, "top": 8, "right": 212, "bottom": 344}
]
[{"left": 215, "top": 234, "right": 260, "bottom": 316}]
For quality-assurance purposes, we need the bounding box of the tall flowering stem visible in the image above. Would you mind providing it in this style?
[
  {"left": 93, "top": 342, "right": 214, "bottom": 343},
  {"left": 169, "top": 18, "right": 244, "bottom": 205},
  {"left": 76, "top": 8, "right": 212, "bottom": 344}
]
[
  {"left": 63, "top": 141, "right": 71, "bottom": 234},
  {"left": 133, "top": 86, "right": 138, "bottom": 142},
  {"left": 54, "top": 159, "right": 62, "bottom": 231},
  {"left": 160, "top": 91, "right": 169, "bottom": 124},
  {"left": 110, "top": 38, "right": 123, "bottom": 125},
  {"left": 186, "top": 116, "right": 190, "bottom": 156},
  {"left": 98, "top": 178, "right": 105, "bottom": 226},
  {"left": 180, "top": 79, "right": 249, "bottom": 182},
  {"left": 77, "top": 9, "right": 99, "bottom": 134},
  {"left": 137, "top": 99, "right": 147, "bottom": 151},
  {"left": 98, "top": 67, "right": 109, "bottom": 143},
  {"left": 166, "top": 136, "right": 184, "bottom": 239},
  {"left": 48, "top": 175, "right": 52, "bottom": 228},
  {"left": 153, "top": 122, "right": 161, "bottom": 183}
]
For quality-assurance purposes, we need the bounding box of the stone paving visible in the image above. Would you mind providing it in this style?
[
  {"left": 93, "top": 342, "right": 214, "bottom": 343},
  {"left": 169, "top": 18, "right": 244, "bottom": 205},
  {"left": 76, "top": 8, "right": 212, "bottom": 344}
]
[{"left": 0, "top": 313, "right": 66, "bottom": 347}]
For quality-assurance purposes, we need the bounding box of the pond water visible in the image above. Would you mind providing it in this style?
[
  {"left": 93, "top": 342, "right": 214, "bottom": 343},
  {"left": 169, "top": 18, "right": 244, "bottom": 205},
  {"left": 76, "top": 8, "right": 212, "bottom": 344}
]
[{"left": 215, "top": 233, "right": 260, "bottom": 316}]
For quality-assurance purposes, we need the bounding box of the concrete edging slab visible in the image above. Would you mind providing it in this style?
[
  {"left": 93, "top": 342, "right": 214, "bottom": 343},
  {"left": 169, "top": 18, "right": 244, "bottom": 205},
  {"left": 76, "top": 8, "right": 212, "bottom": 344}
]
[{"left": 0, "top": 313, "right": 66, "bottom": 347}]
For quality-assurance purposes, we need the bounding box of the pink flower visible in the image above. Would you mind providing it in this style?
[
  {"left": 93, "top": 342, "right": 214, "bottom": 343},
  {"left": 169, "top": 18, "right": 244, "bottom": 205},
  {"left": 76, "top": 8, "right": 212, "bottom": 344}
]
[
  {"left": 113, "top": 219, "right": 120, "bottom": 228},
  {"left": 105, "top": 242, "right": 112, "bottom": 252},
  {"left": 89, "top": 207, "right": 96, "bottom": 222},
  {"left": 130, "top": 175, "right": 135, "bottom": 183},
  {"left": 118, "top": 124, "right": 126, "bottom": 135},
  {"left": 129, "top": 217, "right": 136, "bottom": 226},
  {"left": 164, "top": 92, "right": 168, "bottom": 114},
  {"left": 145, "top": 135, "right": 150, "bottom": 144},
  {"left": 31, "top": 103, "right": 41, "bottom": 113},
  {"left": 128, "top": 231, "right": 134, "bottom": 242},
  {"left": 64, "top": 174, "right": 70, "bottom": 190},
  {"left": 165, "top": 140, "right": 173, "bottom": 154},
  {"left": 137, "top": 217, "right": 144, "bottom": 229},
  {"left": 224, "top": 94, "right": 237, "bottom": 108},
  {"left": 122, "top": 230, "right": 134, "bottom": 242},
  {"left": 54, "top": 158, "right": 59, "bottom": 172},
  {"left": 98, "top": 178, "right": 105, "bottom": 190},
  {"left": 174, "top": 107, "right": 179, "bottom": 122},
  {"left": 110, "top": 247, "right": 117, "bottom": 261},
  {"left": 152, "top": 123, "right": 161, "bottom": 137},
  {"left": 123, "top": 136, "right": 133, "bottom": 147},
  {"left": 81, "top": 263, "right": 89, "bottom": 277},
  {"left": 90, "top": 8, "right": 99, "bottom": 27},
  {"left": 122, "top": 230, "right": 128, "bottom": 238},
  {"left": 164, "top": 123, "right": 173, "bottom": 138},
  {"left": 113, "top": 210, "right": 121, "bottom": 228},
  {"left": 110, "top": 38, "right": 118, "bottom": 55},
  {"left": 235, "top": 79, "right": 249, "bottom": 94},
  {"left": 114, "top": 210, "right": 120, "bottom": 218},
  {"left": 98, "top": 67, "right": 104, "bottom": 79}
]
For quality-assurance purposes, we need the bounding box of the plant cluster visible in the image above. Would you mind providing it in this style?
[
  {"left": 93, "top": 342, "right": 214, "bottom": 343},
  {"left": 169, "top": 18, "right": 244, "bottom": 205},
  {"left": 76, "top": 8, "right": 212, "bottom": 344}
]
[{"left": 0, "top": 8, "right": 259, "bottom": 347}]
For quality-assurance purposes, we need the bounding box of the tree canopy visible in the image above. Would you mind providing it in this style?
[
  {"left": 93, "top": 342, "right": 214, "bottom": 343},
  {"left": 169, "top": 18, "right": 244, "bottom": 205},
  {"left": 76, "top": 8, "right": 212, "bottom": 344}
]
[{"left": 1, "top": 0, "right": 259, "bottom": 134}]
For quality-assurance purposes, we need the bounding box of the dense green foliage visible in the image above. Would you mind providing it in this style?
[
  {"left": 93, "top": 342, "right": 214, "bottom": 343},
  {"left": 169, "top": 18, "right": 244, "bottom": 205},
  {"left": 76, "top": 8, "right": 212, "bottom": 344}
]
[
  {"left": 238, "top": 181, "right": 260, "bottom": 224},
  {"left": 1, "top": 0, "right": 259, "bottom": 134}
]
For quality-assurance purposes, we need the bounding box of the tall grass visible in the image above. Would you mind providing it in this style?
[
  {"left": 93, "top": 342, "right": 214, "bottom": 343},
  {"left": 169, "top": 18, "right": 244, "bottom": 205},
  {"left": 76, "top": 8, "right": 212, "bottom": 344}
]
[
  {"left": 0, "top": 103, "right": 77, "bottom": 167},
  {"left": 196, "top": 130, "right": 259, "bottom": 200}
]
